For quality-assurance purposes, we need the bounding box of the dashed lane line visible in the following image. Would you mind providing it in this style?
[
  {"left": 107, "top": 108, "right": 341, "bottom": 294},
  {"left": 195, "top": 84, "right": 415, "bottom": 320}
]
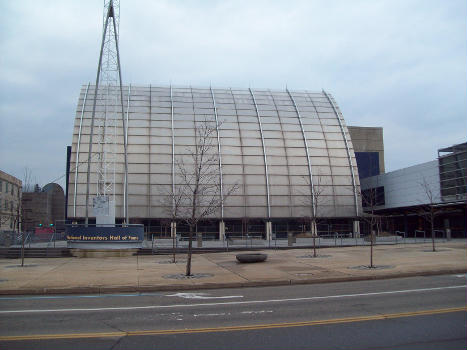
[{"left": 0, "top": 307, "right": 465, "bottom": 341}]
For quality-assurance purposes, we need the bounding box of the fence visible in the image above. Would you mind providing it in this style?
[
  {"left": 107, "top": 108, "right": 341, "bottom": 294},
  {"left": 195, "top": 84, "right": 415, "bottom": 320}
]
[
  {"left": 2, "top": 227, "right": 451, "bottom": 251},
  {"left": 145, "top": 228, "right": 451, "bottom": 253},
  {"left": 0, "top": 230, "right": 68, "bottom": 249}
]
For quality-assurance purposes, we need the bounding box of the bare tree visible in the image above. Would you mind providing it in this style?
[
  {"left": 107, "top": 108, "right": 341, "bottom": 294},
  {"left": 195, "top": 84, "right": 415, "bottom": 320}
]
[
  {"left": 166, "top": 118, "right": 238, "bottom": 276},
  {"left": 20, "top": 167, "right": 37, "bottom": 266},
  {"left": 160, "top": 186, "right": 184, "bottom": 264},
  {"left": 418, "top": 177, "right": 442, "bottom": 252},
  {"left": 22, "top": 167, "right": 36, "bottom": 193},
  {"left": 360, "top": 187, "right": 381, "bottom": 268},
  {"left": 18, "top": 167, "right": 39, "bottom": 266},
  {"left": 14, "top": 188, "right": 25, "bottom": 267},
  {"left": 301, "top": 174, "right": 328, "bottom": 257}
]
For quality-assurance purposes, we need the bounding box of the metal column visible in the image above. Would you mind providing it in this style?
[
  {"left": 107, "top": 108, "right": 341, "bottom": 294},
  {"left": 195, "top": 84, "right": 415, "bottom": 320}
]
[
  {"left": 287, "top": 88, "right": 316, "bottom": 218},
  {"left": 249, "top": 88, "right": 271, "bottom": 219},
  {"left": 323, "top": 90, "right": 359, "bottom": 217},
  {"left": 210, "top": 86, "right": 225, "bottom": 219},
  {"left": 74, "top": 83, "right": 90, "bottom": 217}
]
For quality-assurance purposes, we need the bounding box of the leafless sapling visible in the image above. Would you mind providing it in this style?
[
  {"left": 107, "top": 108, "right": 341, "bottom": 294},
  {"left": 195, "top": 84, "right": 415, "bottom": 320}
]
[
  {"left": 165, "top": 118, "right": 238, "bottom": 276},
  {"left": 301, "top": 174, "right": 328, "bottom": 257},
  {"left": 418, "top": 177, "right": 442, "bottom": 252},
  {"left": 360, "top": 187, "right": 382, "bottom": 268}
]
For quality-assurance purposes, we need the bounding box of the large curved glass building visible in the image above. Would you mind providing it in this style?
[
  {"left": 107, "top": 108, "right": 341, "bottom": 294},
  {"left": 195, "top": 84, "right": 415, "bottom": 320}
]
[{"left": 68, "top": 85, "right": 362, "bottom": 238}]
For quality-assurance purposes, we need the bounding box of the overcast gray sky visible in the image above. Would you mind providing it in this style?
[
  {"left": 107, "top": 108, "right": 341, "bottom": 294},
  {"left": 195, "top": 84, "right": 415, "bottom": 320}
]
[{"left": 0, "top": 0, "right": 465, "bottom": 188}]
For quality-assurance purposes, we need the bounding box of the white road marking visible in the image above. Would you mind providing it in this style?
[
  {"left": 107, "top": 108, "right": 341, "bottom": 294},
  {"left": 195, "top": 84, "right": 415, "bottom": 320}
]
[
  {"left": 193, "top": 312, "right": 229, "bottom": 317},
  {"left": 0, "top": 285, "right": 464, "bottom": 315},
  {"left": 166, "top": 292, "right": 243, "bottom": 300},
  {"left": 165, "top": 312, "right": 184, "bottom": 321},
  {"left": 241, "top": 310, "right": 273, "bottom": 315}
]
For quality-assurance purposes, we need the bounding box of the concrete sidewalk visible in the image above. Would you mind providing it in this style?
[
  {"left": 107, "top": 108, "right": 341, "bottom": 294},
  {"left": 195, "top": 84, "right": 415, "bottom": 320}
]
[{"left": 0, "top": 241, "right": 465, "bottom": 295}]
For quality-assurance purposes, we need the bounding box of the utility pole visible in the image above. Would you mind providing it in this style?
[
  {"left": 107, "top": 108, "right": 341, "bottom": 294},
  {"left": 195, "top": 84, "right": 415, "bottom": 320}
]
[{"left": 85, "top": 0, "right": 128, "bottom": 226}]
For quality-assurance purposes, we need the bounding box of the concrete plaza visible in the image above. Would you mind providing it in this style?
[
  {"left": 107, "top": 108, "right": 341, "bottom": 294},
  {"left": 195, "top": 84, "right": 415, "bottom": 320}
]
[{"left": 0, "top": 240, "right": 465, "bottom": 295}]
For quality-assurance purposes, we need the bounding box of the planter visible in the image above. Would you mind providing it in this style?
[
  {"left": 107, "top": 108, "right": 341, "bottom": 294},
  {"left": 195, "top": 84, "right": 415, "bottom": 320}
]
[{"left": 236, "top": 253, "right": 267, "bottom": 263}]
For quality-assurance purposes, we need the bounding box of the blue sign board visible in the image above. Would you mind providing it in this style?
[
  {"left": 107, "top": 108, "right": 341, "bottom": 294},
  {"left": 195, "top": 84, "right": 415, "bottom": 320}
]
[{"left": 66, "top": 226, "right": 144, "bottom": 243}]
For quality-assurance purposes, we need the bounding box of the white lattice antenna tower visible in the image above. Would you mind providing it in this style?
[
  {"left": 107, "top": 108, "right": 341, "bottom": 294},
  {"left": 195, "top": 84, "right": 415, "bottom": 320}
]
[{"left": 85, "top": 0, "right": 128, "bottom": 226}]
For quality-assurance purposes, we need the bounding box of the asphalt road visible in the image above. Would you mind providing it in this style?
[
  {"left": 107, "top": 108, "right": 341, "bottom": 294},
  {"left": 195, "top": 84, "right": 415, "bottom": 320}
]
[{"left": 0, "top": 274, "right": 466, "bottom": 349}]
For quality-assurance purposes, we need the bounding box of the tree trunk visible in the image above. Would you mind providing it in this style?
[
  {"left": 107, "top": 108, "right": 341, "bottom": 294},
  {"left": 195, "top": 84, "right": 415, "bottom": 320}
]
[
  {"left": 19, "top": 207, "right": 25, "bottom": 267},
  {"left": 431, "top": 209, "right": 436, "bottom": 252},
  {"left": 186, "top": 224, "right": 193, "bottom": 276},
  {"left": 21, "top": 231, "right": 25, "bottom": 267},
  {"left": 370, "top": 230, "right": 374, "bottom": 268},
  {"left": 172, "top": 230, "right": 176, "bottom": 263},
  {"left": 312, "top": 219, "right": 317, "bottom": 258},
  {"left": 313, "top": 236, "right": 317, "bottom": 257}
]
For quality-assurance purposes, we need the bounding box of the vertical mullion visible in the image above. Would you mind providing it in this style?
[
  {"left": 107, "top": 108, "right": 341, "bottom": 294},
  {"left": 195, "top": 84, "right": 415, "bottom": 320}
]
[
  {"left": 74, "top": 83, "right": 90, "bottom": 217},
  {"left": 249, "top": 88, "right": 271, "bottom": 219},
  {"left": 323, "top": 90, "right": 359, "bottom": 216}
]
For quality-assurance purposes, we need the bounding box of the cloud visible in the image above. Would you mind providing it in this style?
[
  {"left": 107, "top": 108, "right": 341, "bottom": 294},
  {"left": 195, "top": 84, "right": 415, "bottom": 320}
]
[{"left": 0, "top": 0, "right": 465, "bottom": 187}]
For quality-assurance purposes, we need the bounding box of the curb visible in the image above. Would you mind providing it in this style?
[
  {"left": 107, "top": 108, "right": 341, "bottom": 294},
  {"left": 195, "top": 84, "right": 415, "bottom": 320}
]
[{"left": 0, "top": 268, "right": 465, "bottom": 296}]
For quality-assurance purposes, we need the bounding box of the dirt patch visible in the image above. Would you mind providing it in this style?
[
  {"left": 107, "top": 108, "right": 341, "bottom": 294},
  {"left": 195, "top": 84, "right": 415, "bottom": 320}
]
[
  {"left": 163, "top": 273, "right": 214, "bottom": 280},
  {"left": 348, "top": 265, "right": 395, "bottom": 270}
]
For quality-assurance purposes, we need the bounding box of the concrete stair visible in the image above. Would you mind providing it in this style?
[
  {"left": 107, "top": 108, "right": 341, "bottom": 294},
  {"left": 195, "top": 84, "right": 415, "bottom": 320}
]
[{"left": 0, "top": 248, "right": 73, "bottom": 259}]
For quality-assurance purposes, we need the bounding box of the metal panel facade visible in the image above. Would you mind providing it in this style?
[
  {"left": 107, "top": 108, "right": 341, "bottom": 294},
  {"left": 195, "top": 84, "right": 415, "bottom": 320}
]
[
  {"left": 69, "top": 85, "right": 362, "bottom": 219},
  {"left": 360, "top": 160, "right": 440, "bottom": 209}
]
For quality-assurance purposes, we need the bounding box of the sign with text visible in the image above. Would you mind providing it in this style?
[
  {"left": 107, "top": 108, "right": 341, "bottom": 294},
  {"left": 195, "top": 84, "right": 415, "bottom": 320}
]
[{"left": 66, "top": 226, "right": 144, "bottom": 243}]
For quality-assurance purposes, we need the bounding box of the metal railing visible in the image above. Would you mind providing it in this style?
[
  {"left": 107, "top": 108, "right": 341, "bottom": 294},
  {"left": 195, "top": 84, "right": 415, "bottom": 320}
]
[
  {"left": 433, "top": 230, "right": 446, "bottom": 240},
  {"left": 414, "top": 230, "right": 426, "bottom": 242},
  {"left": 145, "top": 229, "right": 455, "bottom": 250},
  {"left": 226, "top": 235, "right": 264, "bottom": 250},
  {"left": 6, "top": 227, "right": 454, "bottom": 251}
]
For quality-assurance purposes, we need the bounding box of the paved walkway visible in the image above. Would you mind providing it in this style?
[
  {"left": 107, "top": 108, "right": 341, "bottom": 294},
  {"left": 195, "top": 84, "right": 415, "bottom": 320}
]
[{"left": 0, "top": 241, "right": 465, "bottom": 295}]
